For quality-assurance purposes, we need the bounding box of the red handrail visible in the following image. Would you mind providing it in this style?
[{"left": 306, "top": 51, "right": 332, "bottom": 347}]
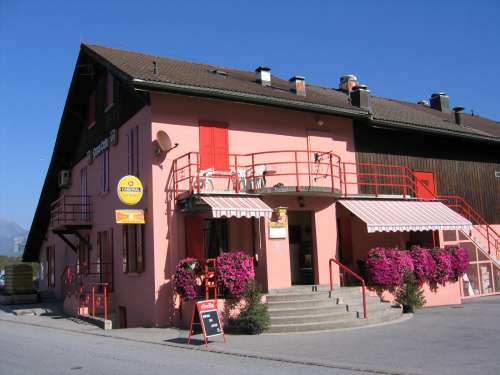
[{"left": 329, "top": 258, "right": 367, "bottom": 319}]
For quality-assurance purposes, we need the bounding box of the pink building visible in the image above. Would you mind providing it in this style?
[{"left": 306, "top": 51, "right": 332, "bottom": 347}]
[{"left": 24, "top": 44, "right": 500, "bottom": 331}]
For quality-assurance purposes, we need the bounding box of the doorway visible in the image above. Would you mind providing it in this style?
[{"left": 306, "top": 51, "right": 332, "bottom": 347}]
[
  {"left": 288, "top": 211, "right": 314, "bottom": 285},
  {"left": 414, "top": 171, "right": 437, "bottom": 199}
]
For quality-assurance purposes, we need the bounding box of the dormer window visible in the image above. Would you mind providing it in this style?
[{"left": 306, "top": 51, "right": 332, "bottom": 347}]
[
  {"left": 88, "top": 90, "right": 96, "bottom": 128},
  {"left": 105, "top": 72, "right": 114, "bottom": 111}
]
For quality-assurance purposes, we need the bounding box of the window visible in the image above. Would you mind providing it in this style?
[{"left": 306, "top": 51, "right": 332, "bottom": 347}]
[
  {"left": 77, "top": 235, "right": 90, "bottom": 274},
  {"left": 123, "top": 225, "right": 144, "bottom": 273},
  {"left": 47, "top": 246, "right": 55, "bottom": 287},
  {"left": 203, "top": 219, "right": 228, "bottom": 259},
  {"left": 127, "top": 127, "right": 139, "bottom": 176},
  {"left": 199, "top": 124, "right": 229, "bottom": 171},
  {"left": 105, "top": 72, "right": 114, "bottom": 110},
  {"left": 97, "top": 230, "right": 114, "bottom": 290},
  {"left": 100, "top": 149, "right": 109, "bottom": 193},
  {"left": 88, "top": 90, "right": 96, "bottom": 128}
]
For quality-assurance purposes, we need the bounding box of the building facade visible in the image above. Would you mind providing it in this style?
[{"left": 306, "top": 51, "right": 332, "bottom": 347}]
[{"left": 24, "top": 44, "right": 500, "bottom": 328}]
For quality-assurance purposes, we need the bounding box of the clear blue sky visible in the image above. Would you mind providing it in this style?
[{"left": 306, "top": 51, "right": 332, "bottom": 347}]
[{"left": 1, "top": 1, "right": 499, "bottom": 229}]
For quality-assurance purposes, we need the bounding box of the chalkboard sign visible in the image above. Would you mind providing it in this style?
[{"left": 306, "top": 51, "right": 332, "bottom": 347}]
[
  {"left": 188, "top": 300, "right": 225, "bottom": 346},
  {"left": 200, "top": 309, "right": 222, "bottom": 337}
]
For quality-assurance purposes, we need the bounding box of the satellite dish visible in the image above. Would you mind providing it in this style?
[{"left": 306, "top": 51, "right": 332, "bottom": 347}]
[{"left": 156, "top": 130, "right": 172, "bottom": 152}]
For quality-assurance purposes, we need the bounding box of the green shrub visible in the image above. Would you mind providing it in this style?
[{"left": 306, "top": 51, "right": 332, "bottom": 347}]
[
  {"left": 395, "top": 273, "right": 426, "bottom": 313},
  {"left": 226, "top": 282, "right": 269, "bottom": 334}
]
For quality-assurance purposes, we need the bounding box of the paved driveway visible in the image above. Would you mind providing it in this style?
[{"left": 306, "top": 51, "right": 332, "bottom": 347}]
[{"left": 1, "top": 296, "right": 499, "bottom": 375}]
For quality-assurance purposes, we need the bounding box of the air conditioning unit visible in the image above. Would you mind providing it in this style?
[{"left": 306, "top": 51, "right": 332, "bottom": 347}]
[{"left": 58, "top": 170, "right": 71, "bottom": 188}]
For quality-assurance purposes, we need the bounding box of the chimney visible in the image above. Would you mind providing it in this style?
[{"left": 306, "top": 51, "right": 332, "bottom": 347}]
[
  {"left": 453, "top": 106, "right": 465, "bottom": 125},
  {"left": 289, "top": 76, "right": 306, "bottom": 96},
  {"left": 430, "top": 92, "right": 451, "bottom": 113},
  {"left": 255, "top": 66, "right": 271, "bottom": 87},
  {"left": 153, "top": 61, "right": 158, "bottom": 74},
  {"left": 350, "top": 84, "right": 371, "bottom": 110},
  {"left": 339, "top": 74, "right": 358, "bottom": 93}
]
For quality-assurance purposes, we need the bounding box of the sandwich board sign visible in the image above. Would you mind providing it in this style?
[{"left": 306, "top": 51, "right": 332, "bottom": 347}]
[{"left": 188, "top": 300, "right": 226, "bottom": 347}]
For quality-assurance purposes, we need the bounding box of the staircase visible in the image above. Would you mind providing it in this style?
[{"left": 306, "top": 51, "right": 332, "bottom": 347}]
[{"left": 266, "top": 285, "right": 403, "bottom": 333}]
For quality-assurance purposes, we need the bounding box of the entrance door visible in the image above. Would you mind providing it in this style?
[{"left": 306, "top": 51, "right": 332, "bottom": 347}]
[
  {"left": 414, "top": 171, "right": 437, "bottom": 199},
  {"left": 288, "top": 211, "right": 314, "bottom": 285}
]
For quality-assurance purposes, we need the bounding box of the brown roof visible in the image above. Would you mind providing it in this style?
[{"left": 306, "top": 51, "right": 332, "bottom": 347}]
[{"left": 83, "top": 44, "right": 500, "bottom": 142}]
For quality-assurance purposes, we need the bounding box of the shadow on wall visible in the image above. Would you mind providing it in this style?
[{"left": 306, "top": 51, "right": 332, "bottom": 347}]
[{"left": 153, "top": 158, "right": 180, "bottom": 327}]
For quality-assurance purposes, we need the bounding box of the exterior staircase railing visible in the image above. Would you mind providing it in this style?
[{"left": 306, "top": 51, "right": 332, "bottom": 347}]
[{"left": 329, "top": 258, "right": 367, "bottom": 319}]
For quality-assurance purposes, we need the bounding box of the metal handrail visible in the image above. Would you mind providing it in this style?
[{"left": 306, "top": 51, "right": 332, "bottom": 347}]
[{"left": 329, "top": 258, "right": 367, "bottom": 319}]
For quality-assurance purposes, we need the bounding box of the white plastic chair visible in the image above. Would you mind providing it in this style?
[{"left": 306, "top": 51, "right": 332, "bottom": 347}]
[
  {"left": 193, "top": 168, "right": 214, "bottom": 192},
  {"left": 247, "top": 165, "right": 267, "bottom": 190}
]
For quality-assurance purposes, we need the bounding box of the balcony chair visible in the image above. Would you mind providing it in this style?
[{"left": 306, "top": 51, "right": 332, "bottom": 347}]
[{"left": 193, "top": 168, "right": 215, "bottom": 192}]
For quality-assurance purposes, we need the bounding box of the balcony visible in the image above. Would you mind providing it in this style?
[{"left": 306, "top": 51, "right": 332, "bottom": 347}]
[
  {"left": 50, "top": 195, "right": 93, "bottom": 231},
  {"left": 173, "top": 150, "right": 418, "bottom": 200}
]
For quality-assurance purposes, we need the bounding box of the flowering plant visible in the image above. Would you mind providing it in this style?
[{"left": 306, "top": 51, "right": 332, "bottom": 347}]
[
  {"left": 447, "top": 246, "right": 469, "bottom": 282},
  {"left": 216, "top": 252, "right": 255, "bottom": 299},
  {"left": 429, "top": 248, "right": 453, "bottom": 290},
  {"left": 173, "top": 257, "right": 202, "bottom": 300},
  {"left": 410, "top": 246, "right": 436, "bottom": 286},
  {"left": 365, "top": 248, "right": 412, "bottom": 292}
]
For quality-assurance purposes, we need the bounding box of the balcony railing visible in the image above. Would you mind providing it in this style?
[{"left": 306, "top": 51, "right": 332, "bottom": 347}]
[
  {"left": 50, "top": 195, "right": 93, "bottom": 228},
  {"left": 172, "top": 150, "right": 417, "bottom": 199}
]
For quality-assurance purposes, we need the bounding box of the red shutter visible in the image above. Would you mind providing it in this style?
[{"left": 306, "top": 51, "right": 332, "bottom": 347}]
[
  {"left": 185, "top": 216, "right": 204, "bottom": 260},
  {"left": 199, "top": 125, "right": 215, "bottom": 170},
  {"left": 213, "top": 126, "right": 229, "bottom": 171}
]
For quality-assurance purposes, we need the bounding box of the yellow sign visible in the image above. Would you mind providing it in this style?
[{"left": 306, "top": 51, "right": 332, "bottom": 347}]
[
  {"left": 115, "top": 209, "right": 146, "bottom": 224},
  {"left": 117, "top": 175, "right": 143, "bottom": 205}
]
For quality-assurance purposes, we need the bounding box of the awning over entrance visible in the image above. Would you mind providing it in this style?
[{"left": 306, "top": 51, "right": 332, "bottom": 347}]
[
  {"left": 200, "top": 196, "right": 273, "bottom": 219},
  {"left": 338, "top": 200, "right": 472, "bottom": 233}
]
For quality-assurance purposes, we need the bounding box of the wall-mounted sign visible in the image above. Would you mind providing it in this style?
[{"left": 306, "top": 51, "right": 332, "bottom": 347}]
[
  {"left": 117, "top": 175, "right": 144, "bottom": 205},
  {"left": 87, "top": 129, "right": 118, "bottom": 164},
  {"left": 115, "top": 209, "right": 145, "bottom": 224},
  {"left": 269, "top": 207, "right": 288, "bottom": 239}
]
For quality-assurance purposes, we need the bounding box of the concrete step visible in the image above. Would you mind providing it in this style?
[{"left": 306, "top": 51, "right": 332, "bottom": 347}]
[
  {"left": 268, "top": 285, "right": 331, "bottom": 294},
  {"left": 270, "top": 310, "right": 357, "bottom": 324},
  {"left": 268, "top": 308, "right": 403, "bottom": 333},
  {"left": 268, "top": 304, "right": 349, "bottom": 317},
  {"left": 266, "top": 291, "right": 332, "bottom": 302},
  {"left": 267, "top": 298, "right": 338, "bottom": 309}
]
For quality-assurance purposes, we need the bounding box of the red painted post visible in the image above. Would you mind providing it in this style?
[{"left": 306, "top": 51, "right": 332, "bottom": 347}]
[
  {"left": 196, "top": 153, "right": 201, "bottom": 194},
  {"left": 361, "top": 282, "right": 367, "bottom": 319},
  {"left": 92, "top": 286, "right": 95, "bottom": 319},
  {"left": 329, "top": 155, "right": 335, "bottom": 192},
  {"left": 251, "top": 154, "right": 256, "bottom": 191},
  {"left": 374, "top": 166, "right": 379, "bottom": 197},
  {"left": 402, "top": 167, "right": 408, "bottom": 197},
  {"left": 188, "top": 153, "right": 192, "bottom": 193},
  {"left": 104, "top": 285, "right": 108, "bottom": 321},
  {"left": 342, "top": 163, "right": 347, "bottom": 196},
  {"left": 294, "top": 151, "right": 299, "bottom": 192},
  {"left": 234, "top": 155, "right": 239, "bottom": 193}
]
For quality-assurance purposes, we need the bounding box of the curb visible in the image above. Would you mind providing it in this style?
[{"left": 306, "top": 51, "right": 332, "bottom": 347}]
[{"left": 0, "top": 315, "right": 419, "bottom": 375}]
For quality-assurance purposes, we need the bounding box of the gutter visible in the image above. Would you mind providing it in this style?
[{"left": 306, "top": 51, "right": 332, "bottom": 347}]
[
  {"left": 132, "top": 79, "right": 371, "bottom": 119},
  {"left": 371, "top": 119, "right": 500, "bottom": 144}
]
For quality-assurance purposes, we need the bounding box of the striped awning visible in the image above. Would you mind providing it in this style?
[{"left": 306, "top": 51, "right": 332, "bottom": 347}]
[
  {"left": 200, "top": 196, "right": 273, "bottom": 219},
  {"left": 338, "top": 200, "right": 472, "bottom": 233}
]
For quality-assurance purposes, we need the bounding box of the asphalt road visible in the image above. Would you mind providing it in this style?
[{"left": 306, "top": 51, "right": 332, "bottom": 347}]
[{"left": 0, "top": 320, "right": 364, "bottom": 375}]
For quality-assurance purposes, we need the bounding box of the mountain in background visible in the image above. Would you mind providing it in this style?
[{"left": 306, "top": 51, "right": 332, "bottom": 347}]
[{"left": 0, "top": 218, "right": 28, "bottom": 257}]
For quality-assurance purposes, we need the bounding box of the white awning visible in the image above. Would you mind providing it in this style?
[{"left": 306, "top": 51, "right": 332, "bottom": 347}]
[
  {"left": 338, "top": 200, "right": 472, "bottom": 233},
  {"left": 200, "top": 196, "right": 273, "bottom": 219}
]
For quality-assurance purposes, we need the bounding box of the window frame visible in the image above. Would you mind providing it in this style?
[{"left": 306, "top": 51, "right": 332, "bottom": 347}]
[
  {"left": 47, "top": 245, "right": 56, "bottom": 287},
  {"left": 127, "top": 127, "right": 139, "bottom": 177},
  {"left": 99, "top": 148, "right": 110, "bottom": 194},
  {"left": 122, "top": 224, "right": 144, "bottom": 274}
]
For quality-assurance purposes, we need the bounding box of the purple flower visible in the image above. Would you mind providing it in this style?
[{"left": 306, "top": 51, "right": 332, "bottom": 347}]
[
  {"left": 216, "top": 251, "right": 255, "bottom": 299},
  {"left": 410, "top": 246, "right": 436, "bottom": 286},
  {"left": 429, "top": 248, "right": 453, "bottom": 290},
  {"left": 446, "top": 246, "right": 469, "bottom": 282},
  {"left": 173, "top": 257, "right": 202, "bottom": 300}
]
